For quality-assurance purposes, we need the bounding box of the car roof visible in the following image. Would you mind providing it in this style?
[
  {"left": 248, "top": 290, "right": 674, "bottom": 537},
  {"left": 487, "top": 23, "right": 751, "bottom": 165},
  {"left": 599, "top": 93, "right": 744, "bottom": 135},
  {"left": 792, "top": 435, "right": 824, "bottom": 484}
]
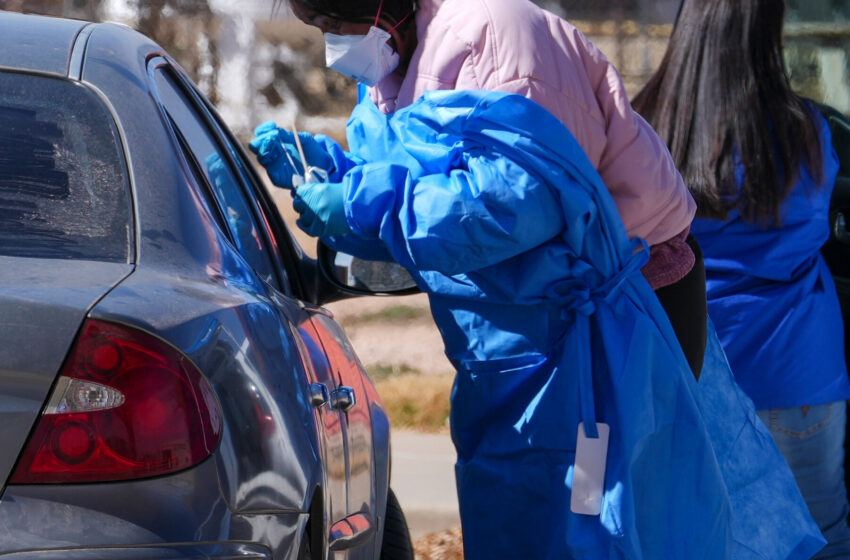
[
  {"left": 0, "top": 11, "right": 155, "bottom": 80},
  {"left": 0, "top": 11, "right": 93, "bottom": 76}
]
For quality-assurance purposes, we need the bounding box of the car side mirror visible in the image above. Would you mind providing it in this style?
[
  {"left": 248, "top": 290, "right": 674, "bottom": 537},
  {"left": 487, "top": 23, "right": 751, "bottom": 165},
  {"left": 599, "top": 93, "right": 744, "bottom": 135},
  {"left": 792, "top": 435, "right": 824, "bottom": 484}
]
[{"left": 317, "top": 241, "right": 420, "bottom": 296}]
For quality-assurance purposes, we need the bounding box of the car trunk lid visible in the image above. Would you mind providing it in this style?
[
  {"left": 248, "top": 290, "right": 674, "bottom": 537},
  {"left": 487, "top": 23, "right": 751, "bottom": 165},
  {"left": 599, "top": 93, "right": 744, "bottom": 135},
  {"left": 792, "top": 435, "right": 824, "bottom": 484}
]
[{"left": 0, "top": 256, "right": 132, "bottom": 489}]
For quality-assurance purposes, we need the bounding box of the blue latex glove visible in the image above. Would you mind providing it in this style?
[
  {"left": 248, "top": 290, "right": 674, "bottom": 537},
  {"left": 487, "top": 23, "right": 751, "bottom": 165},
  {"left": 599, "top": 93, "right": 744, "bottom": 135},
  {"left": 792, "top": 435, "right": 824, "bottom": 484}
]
[
  {"left": 292, "top": 181, "right": 351, "bottom": 237},
  {"left": 248, "top": 121, "right": 334, "bottom": 189}
]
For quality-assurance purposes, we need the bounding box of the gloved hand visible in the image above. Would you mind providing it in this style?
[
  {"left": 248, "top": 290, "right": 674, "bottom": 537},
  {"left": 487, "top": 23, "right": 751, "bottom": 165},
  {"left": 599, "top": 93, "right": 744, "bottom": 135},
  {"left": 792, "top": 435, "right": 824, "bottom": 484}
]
[
  {"left": 248, "top": 121, "right": 334, "bottom": 189},
  {"left": 292, "top": 181, "right": 351, "bottom": 237}
]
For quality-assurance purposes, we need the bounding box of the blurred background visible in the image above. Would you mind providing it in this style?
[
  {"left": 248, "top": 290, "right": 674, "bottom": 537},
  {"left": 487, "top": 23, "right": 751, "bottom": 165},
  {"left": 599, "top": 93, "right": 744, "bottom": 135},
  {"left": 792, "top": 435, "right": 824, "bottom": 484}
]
[{"left": 2, "top": 0, "right": 847, "bottom": 147}]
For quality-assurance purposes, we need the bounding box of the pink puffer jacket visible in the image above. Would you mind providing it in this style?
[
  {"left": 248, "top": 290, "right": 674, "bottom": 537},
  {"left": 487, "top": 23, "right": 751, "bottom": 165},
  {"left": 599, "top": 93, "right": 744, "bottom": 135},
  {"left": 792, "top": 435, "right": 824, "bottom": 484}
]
[{"left": 368, "top": 0, "right": 696, "bottom": 288}]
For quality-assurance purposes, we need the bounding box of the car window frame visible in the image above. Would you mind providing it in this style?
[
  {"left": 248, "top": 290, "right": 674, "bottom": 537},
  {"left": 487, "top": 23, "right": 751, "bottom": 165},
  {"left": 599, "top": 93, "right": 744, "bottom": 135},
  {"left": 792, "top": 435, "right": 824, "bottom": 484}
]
[
  {"left": 178, "top": 76, "right": 310, "bottom": 300},
  {"left": 151, "top": 61, "right": 280, "bottom": 287},
  {"left": 145, "top": 58, "right": 238, "bottom": 251},
  {"left": 147, "top": 56, "right": 290, "bottom": 293}
]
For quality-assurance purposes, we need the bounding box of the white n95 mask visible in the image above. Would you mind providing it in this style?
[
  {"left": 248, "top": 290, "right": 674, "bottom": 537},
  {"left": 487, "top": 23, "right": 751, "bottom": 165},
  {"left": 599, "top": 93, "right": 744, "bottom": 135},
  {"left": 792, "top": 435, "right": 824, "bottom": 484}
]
[{"left": 324, "top": 26, "right": 400, "bottom": 86}]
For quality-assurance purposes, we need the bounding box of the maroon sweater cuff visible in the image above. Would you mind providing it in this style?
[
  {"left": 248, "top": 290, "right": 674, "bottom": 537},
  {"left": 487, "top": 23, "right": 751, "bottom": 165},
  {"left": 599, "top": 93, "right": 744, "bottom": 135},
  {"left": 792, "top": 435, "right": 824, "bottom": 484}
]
[{"left": 641, "top": 227, "right": 695, "bottom": 290}]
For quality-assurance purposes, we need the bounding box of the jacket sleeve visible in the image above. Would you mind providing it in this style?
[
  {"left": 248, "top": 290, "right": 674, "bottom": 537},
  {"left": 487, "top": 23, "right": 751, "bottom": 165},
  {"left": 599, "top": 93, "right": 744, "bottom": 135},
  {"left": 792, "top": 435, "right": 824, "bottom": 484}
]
[
  {"left": 476, "top": 32, "right": 695, "bottom": 247},
  {"left": 341, "top": 150, "right": 566, "bottom": 276},
  {"left": 579, "top": 35, "right": 695, "bottom": 246}
]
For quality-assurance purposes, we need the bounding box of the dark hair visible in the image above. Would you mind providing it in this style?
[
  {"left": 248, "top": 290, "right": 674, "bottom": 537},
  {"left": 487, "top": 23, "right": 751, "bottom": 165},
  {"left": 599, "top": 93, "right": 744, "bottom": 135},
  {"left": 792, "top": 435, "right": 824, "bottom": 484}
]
[
  {"left": 632, "top": 0, "right": 822, "bottom": 225},
  {"left": 283, "top": 0, "right": 415, "bottom": 27}
]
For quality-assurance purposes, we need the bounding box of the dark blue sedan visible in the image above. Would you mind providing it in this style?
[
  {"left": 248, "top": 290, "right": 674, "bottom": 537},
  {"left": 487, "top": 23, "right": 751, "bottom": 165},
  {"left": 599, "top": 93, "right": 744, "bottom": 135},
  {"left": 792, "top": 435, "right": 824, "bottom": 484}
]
[{"left": 0, "top": 10, "right": 413, "bottom": 559}]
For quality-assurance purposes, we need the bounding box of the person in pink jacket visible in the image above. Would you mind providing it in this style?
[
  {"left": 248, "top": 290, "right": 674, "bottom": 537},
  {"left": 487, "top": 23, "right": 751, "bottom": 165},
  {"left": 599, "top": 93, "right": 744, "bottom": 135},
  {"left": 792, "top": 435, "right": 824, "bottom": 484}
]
[
  {"left": 275, "top": 0, "right": 708, "bottom": 376},
  {"left": 247, "top": 1, "right": 827, "bottom": 558}
]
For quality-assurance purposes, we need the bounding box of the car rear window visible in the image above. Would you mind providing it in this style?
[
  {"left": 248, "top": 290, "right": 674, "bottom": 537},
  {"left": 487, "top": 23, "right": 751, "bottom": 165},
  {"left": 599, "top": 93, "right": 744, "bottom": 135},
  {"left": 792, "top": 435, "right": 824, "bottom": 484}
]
[{"left": 0, "top": 71, "right": 131, "bottom": 262}]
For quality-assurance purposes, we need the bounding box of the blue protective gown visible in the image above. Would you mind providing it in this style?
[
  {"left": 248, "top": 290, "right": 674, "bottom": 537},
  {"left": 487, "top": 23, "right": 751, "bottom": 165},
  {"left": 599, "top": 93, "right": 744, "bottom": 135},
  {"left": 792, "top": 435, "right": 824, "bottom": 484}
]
[
  {"left": 691, "top": 111, "right": 850, "bottom": 409},
  {"left": 321, "top": 89, "right": 823, "bottom": 559}
]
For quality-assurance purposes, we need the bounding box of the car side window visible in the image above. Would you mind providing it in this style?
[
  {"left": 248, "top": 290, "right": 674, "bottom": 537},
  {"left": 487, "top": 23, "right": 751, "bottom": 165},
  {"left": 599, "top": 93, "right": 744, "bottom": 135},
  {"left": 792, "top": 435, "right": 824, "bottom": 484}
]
[
  {"left": 152, "top": 67, "right": 279, "bottom": 289},
  {"left": 192, "top": 93, "right": 297, "bottom": 296},
  {"left": 185, "top": 84, "right": 300, "bottom": 299}
]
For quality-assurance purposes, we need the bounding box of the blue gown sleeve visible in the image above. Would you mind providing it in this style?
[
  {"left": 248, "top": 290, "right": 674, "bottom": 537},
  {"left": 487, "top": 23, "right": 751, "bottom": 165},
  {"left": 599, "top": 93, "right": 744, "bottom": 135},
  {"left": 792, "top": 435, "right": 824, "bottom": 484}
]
[
  {"left": 341, "top": 149, "right": 566, "bottom": 275},
  {"left": 313, "top": 134, "right": 364, "bottom": 183}
]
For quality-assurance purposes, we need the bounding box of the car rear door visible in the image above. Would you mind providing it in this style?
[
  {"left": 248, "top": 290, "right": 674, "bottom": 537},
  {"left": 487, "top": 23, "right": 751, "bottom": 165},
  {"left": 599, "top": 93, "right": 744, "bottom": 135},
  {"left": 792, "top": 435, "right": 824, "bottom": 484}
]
[
  {"left": 302, "top": 310, "right": 377, "bottom": 521},
  {"left": 146, "top": 58, "right": 380, "bottom": 550}
]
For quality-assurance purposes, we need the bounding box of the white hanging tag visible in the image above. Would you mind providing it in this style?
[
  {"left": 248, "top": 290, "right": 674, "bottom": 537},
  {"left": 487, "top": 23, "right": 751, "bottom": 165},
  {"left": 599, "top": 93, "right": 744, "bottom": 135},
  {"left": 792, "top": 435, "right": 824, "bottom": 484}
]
[{"left": 570, "top": 422, "right": 609, "bottom": 516}]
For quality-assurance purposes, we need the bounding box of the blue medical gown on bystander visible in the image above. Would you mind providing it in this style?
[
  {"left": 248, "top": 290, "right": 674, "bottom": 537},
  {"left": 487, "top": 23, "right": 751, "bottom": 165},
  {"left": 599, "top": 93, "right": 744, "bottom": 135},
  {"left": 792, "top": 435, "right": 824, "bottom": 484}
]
[{"left": 318, "top": 89, "right": 824, "bottom": 559}]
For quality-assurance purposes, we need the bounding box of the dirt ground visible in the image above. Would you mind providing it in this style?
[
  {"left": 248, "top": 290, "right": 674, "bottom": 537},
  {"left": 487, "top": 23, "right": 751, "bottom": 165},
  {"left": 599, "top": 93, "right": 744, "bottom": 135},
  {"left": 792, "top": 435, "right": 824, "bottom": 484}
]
[{"left": 412, "top": 527, "right": 465, "bottom": 560}]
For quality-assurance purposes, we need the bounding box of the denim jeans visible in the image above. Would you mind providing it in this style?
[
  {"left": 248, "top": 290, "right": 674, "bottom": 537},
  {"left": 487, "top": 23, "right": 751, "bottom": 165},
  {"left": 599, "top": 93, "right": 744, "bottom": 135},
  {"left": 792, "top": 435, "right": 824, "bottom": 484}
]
[{"left": 758, "top": 401, "right": 850, "bottom": 559}]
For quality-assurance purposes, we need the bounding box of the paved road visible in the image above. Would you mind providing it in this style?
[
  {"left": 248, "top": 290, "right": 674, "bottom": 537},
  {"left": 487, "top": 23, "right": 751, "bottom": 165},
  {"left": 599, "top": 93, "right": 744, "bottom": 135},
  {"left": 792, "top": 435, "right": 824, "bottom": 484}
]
[{"left": 390, "top": 429, "right": 461, "bottom": 540}]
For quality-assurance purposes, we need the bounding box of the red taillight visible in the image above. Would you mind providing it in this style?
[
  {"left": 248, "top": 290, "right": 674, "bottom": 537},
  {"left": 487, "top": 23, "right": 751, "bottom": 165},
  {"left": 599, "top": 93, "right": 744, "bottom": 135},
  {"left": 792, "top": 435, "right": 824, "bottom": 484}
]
[{"left": 11, "top": 320, "right": 222, "bottom": 483}]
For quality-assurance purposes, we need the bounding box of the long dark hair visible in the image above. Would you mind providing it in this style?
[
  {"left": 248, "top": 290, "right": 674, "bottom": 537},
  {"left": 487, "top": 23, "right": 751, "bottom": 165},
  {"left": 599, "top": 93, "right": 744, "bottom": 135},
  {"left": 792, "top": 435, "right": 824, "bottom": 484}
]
[{"left": 632, "top": 0, "right": 822, "bottom": 225}]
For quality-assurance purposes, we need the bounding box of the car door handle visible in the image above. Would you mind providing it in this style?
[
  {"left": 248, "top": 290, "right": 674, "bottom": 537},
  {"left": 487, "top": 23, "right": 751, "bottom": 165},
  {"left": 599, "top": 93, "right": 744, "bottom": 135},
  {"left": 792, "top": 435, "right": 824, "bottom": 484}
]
[
  {"left": 310, "top": 383, "right": 329, "bottom": 408},
  {"left": 330, "top": 386, "right": 356, "bottom": 411}
]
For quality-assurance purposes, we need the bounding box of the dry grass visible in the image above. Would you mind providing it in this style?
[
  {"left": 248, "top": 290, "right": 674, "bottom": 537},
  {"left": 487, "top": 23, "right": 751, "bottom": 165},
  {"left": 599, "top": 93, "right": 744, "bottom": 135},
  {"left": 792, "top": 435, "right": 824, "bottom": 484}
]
[
  {"left": 414, "top": 527, "right": 464, "bottom": 559},
  {"left": 374, "top": 372, "right": 455, "bottom": 433},
  {"left": 340, "top": 304, "right": 429, "bottom": 327}
]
